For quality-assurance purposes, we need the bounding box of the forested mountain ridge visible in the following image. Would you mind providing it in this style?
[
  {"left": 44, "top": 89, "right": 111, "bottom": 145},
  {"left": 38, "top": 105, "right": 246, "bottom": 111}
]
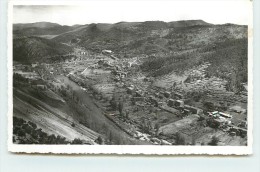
[{"left": 13, "top": 20, "right": 248, "bottom": 89}]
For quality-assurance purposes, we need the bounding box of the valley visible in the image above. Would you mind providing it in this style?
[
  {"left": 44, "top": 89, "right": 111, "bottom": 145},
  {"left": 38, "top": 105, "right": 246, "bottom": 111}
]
[{"left": 12, "top": 20, "right": 248, "bottom": 146}]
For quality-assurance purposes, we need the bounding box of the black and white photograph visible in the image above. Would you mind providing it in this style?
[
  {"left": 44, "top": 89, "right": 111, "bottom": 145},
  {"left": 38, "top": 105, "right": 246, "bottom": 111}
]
[{"left": 8, "top": 0, "right": 252, "bottom": 154}]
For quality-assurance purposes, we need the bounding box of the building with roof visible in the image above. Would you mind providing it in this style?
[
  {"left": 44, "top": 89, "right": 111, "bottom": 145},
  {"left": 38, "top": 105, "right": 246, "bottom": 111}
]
[{"left": 230, "top": 106, "right": 246, "bottom": 114}]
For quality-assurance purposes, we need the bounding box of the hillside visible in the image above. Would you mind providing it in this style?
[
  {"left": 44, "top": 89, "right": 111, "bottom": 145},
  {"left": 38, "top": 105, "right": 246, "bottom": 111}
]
[
  {"left": 168, "top": 20, "right": 212, "bottom": 28},
  {"left": 53, "top": 21, "right": 247, "bottom": 86},
  {"left": 52, "top": 20, "right": 213, "bottom": 52},
  {"left": 13, "top": 36, "right": 74, "bottom": 64},
  {"left": 13, "top": 20, "right": 248, "bottom": 89},
  {"left": 13, "top": 20, "right": 247, "bottom": 87},
  {"left": 13, "top": 85, "right": 100, "bottom": 144},
  {"left": 13, "top": 74, "right": 148, "bottom": 145},
  {"left": 52, "top": 20, "right": 246, "bottom": 53},
  {"left": 140, "top": 24, "right": 247, "bottom": 92},
  {"left": 141, "top": 24, "right": 247, "bottom": 75}
]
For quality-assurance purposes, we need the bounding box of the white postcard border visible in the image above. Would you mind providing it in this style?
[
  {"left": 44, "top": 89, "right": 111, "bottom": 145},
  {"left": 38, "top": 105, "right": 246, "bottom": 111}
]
[{"left": 7, "top": 0, "right": 253, "bottom": 155}]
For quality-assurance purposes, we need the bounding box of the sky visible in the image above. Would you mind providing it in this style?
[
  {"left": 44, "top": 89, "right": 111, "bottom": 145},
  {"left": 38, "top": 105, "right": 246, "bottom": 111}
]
[{"left": 12, "top": 0, "right": 252, "bottom": 26}]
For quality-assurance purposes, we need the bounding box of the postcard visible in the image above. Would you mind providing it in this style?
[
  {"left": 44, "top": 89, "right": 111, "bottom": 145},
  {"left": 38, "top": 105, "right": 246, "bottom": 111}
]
[{"left": 8, "top": 0, "right": 253, "bottom": 154}]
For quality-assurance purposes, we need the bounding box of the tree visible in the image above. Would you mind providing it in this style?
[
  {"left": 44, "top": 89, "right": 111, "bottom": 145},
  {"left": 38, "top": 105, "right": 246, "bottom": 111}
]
[
  {"left": 110, "top": 97, "right": 117, "bottom": 111},
  {"left": 28, "top": 121, "right": 37, "bottom": 129},
  {"left": 191, "top": 136, "right": 196, "bottom": 145},
  {"left": 95, "top": 136, "right": 103, "bottom": 145},
  {"left": 125, "top": 110, "right": 129, "bottom": 119},
  {"left": 208, "top": 118, "right": 220, "bottom": 129},
  {"left": 48, "top": 134, "right": 57, "bottom": 144},
  {"left": 208, "top": 136, "right": 219, "bottom": 146},
  {"left": 175, "top": 132, "right": 186, "bottom": 145},
  {"left": 154, "top": 123, "right": 160, "bottom": 132},
  {"left": 118, "top": 101, "right": 124, "bottom": 116},
  {"left": 108, "top": 132, "right": 113, "bottom": 143},
  {"left": 71, "top": 138, "right": 83, "bottom": 144},
  {"left": 203, "top": 101, "right": 214, "bottom": 112},
  {"left": 198, "top": 115, "right": 205, "bottom": 121}
]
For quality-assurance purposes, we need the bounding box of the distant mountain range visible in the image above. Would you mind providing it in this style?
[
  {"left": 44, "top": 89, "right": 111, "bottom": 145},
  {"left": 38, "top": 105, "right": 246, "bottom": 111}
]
[
  {"left": 13, "top": 22, "right": 84, "bottom": 38},
  {"left": 13, "top": 20, "right": 216, "bottom": 63},
  {"left": 13, "top": 20, "right": 248, "bottom": 85},
  {"left": 13, "top": 20, "right": 213, "bottom": 39},
  {"left": 14, "top": 22, "right": 61, "bottom": 29}
]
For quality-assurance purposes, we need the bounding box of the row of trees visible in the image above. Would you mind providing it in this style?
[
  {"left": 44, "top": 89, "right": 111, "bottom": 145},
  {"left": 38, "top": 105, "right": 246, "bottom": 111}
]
[
  {"left": 174, "top": 132, "right": 219, "bottom": 146},
  {"left": 13, "top": 117, "right": 87, "bottom": 144},
  {"left": 110, "top": 97, "right": 126, "bottom": 117}
]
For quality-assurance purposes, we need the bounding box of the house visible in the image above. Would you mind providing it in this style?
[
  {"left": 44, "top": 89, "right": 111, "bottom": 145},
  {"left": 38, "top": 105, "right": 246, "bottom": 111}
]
[
  {"left": 208, "top": 111, "right": 232, "bottom": 119},
  {"left": 164, "top": 91, "right": 171, "bottom": 98},
  {"left": 214, "top": 118, "right": 227, "bottom": 125},
  {"left": 32, "top": 84, "right": 46, "bottom": 90},
  {"left": 174, "top": 100, "right": 184, "bottom": 108},
  {"left": 120, "top": 72, "right": 128, "bottom": 78},
  {"left": 135, "top": 90, "right": 143, "bottom": 97},
  {"left": 237, "top": 120, "right": 247, "bottom": 129},
  {"left": 242, "top": 84, "right": 248, "bottom": 92},
  {"left": 115, "top": 71, "right": 128, "bottom": 78},
  {"left": 230, "top": 106, "right": 246, "bottom": 114},
  {"left": 167, "top": 99, "right": 175, "bottom": 107},
  {"left": 219, "top": 112, "right": 232, "bottom": 119},
  {"left": 159, "top": 105, "right": 178, "bottom": 114},
  {"left": 172, "top": 92, "right": 183, "bottom": 99},
  {"left": 180, "top": 108, "right": 191, "bottom": 116},
  {"left": 127, "top": 86, "right": 134, "bottom": 94},
  {"left": 115, "top": 65, "right": 121, "bottom": 70},
  {"left": 158, "top": 91, "right": 165, "bottom": 99},
  {"left": 90, "top": 64, "right": 99, "bottom": 69},
  {"left": 184, "top": 105, "right": 203, "bottom": 115},
  {"left": 229, "top": 126, "right": 247, "bottom": 137},
  {"left": 208, "top": 111, "right": 219, "bottom": 118},
  {"left": 167, "top": 99, "right": 184, "bottom": 109},
  {"left": 102, "top": 50, "right": 113, "bottom": 55}
]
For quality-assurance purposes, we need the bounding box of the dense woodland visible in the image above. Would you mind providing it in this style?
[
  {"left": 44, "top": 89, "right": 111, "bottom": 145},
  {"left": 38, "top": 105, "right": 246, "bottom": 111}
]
[{"left": 13, "top": 36, "right": 73, "bottom": 64}]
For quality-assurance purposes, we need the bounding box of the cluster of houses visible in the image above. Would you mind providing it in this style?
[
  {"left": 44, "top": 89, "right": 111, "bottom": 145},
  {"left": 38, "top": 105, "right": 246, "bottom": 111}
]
[
  {"left": 56, "top": 50, "right": 248, "bottom": 142},
  {"left": 96, "top": 53, "right": 133, "bottom": 81},
  {"left": 124, "top": 82, "right": 204, "bottom": 116},
  {"left": 208, "top": 111, "right": 232, "bottom": 125},
  {"left": 58, "top": 50, "right": 248, "bottom": 139},
  {"left": 123, "top": 80, "right": 248, "bottom": 138}
]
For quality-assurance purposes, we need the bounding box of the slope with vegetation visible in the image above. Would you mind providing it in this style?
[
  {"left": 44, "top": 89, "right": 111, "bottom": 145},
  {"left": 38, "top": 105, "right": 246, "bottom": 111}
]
[
  {"left": 14, "top": 20, "right": 247, "bottom": 91},
  {"left": 13, "top": 36, "right": 74, "bottom": 64}
]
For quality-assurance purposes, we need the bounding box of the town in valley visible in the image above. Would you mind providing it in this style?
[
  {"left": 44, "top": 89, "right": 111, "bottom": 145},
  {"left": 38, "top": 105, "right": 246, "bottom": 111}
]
[{"left": 13, "top": 20, "right": 248, "bottom": 146}]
